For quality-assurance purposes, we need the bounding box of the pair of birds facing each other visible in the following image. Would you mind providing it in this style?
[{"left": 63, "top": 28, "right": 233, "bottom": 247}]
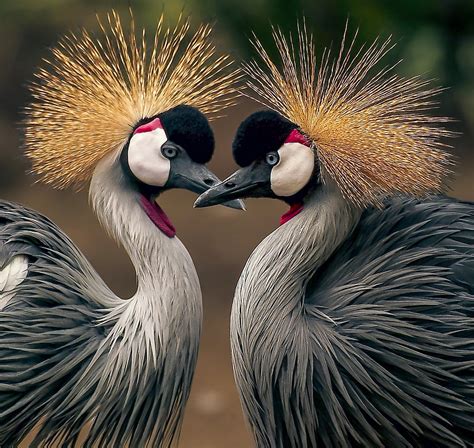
[{"left": 1, "top": 11, "right": 473, "bottom": 448}]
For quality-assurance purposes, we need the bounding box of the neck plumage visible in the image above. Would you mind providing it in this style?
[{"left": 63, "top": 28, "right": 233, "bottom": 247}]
[
  {"left": 231, "top": 184, "right": 360, "bottom": 446},
  {"left": 233, "top": 183, "right": 360, "bottom": 335},
  {"left": 88, "top": 156, "right": 202, "bottom": 416},
  {"left": 72, "top": 155, "right": 203, "bottom": 445}
]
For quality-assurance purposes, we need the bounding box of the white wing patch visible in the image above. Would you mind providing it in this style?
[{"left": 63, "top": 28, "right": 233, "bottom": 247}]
[{"left": 0, "top": 255, "right": 28, "bottom": 310}]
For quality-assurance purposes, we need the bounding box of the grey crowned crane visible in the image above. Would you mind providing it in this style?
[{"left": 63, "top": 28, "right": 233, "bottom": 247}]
[
  {"left": 196, "top": 25, "right": 474, "bottom": 447},
  {"left": 0, "top": 12, "right": 241, "bottom": 447}
]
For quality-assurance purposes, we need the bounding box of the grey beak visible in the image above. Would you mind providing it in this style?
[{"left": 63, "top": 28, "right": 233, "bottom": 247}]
[
  {"left": 164, "top": 144, "right": 245, "bottom": 210},
  {"left": 177, "top": 165, "right": 245, "bottom": 210},
  {"left": 195, "top": 164, "right": 266, "bottom": 208}
]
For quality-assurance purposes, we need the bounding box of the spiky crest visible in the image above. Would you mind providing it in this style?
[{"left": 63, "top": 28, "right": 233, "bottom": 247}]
[
  {"left": 24, "top": 10, "right": 240, "bottom": 189},
  {"left": 244, "top": 21, "right": 453, "bottom": 207}
]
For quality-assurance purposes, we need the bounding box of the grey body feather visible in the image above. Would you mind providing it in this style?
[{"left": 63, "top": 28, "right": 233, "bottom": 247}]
[
  {"left": 232, "top": 186, "right": 474, "bottom": 448},
  {"left": 0, "top": 154, "right": 202, "bottom": 447}
]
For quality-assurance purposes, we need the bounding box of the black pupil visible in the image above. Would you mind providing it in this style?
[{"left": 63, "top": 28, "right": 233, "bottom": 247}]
[{"left": 267, "top": 153, "right": 278, "bottom": 165}]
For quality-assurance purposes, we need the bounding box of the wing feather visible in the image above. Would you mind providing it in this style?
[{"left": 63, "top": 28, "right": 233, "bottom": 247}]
[
  {"left": 0, "top": 254, "right": 28, "bottom": 310},
  {"left": 302, "top": 196, "right": 474, "bottom": 446},
  {"left": 0, "top": 200, "right": 112, "bottom": 446}
]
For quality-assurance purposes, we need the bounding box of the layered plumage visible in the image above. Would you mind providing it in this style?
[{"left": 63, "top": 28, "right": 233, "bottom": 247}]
[
  {"left": 0, "top": 198, "right": 201, "bottom": 447},
  {"left": 195, "top": 22, "right": 474, "bottom": 448},
  {"left": 1, "top": 10, "right": 240, "bottom": 447},
  {"left": 232, "top": 193, "right": 474, "bottom": 447}
]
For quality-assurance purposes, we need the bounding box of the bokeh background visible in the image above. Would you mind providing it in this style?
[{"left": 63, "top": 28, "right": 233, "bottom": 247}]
[{"left": 1, "top": 0, "right": 473, "bottom": 446}]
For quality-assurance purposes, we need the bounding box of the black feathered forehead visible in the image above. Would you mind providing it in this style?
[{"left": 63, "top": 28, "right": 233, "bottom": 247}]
[
  {"left": 232, "top": 110, "right": 297, "bottom": 167},
  {"left": 159, "top": 105, "right": 214, "bottom": 164}
]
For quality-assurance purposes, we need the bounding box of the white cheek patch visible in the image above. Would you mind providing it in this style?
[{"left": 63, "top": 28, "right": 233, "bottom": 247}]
[
  {"left": 270, "top": 142, "right": 314, "bottom": 197},
  {"left": 127, "top": 128, "right": 170, "bottom": 187}
]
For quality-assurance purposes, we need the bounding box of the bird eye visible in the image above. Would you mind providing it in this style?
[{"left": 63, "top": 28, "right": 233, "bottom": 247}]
[
  {"left": 265, "top": 152, "right": 280, "bottom": 166},
  {"left": 162, "top": 146, "right": 177, "bottom": 159}
]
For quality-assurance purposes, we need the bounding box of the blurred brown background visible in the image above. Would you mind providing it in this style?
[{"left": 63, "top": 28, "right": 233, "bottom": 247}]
[{"left": 1, "top": 0, "right": 473, "bottom": 446}]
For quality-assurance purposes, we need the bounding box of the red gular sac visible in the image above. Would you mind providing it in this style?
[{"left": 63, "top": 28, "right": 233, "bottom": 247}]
[
  {"left": 280, "top": 203, "right": 304, "bottom": 226},
  {"left": 140, "top": 196, "right": 176, "bottom": 238}
]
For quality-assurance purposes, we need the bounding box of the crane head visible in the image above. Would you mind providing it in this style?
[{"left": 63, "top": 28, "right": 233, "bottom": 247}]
[
  {"left": 195, "top": 110, "right": 317, "bottom": 223},
  {"left": 24, "top": 11, "right": 241, "bottom": 191},
  {"left": 196, "top": 22, "right": 453, "bottom": 212},
  {"left": 119, "top": 104, "right": 244, "bottom": 235},
  {"left": 23, "top": 11, "right": 243, "bottom": 237},
  {"left": 122, "top": 105, "right": 215, "bottom": 194}
]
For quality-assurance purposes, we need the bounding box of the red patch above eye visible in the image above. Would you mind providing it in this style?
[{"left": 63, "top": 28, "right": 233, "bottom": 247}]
[
  {"left": 285, "top": 129, "right": 310, "bottom": 146},
  {"left": 133, "top": 118, "right": 163, "bottom": 135}
]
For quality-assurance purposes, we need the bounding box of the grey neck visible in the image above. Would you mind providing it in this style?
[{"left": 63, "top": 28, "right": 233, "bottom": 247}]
[
  {"left": 82, "top": 154, "right": 202, "bottom": 446},
  {"left": 235, "top": 184, "right": 360, "bottom": 322},
  {"left": 231, "top": 184, "right": 361, "bottom": 447},
  {"left": 89, "top": 153, "right": 202, "bottom": 356}
]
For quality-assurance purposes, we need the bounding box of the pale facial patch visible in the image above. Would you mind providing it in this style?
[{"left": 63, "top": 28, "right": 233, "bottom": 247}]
[
  {"left": 270, "top": 142, "right": 314, "bottom": 197},
  {"left": 128, "top": 127, "right": 170, "bottom": 187}
]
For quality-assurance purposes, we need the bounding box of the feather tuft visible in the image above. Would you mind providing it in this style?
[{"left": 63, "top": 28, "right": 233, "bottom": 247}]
[
  {"left": 24, "top": 10, "right": 240, "bottom": 189},
  {"left": 244, "top": 21, "right": 454, "bottom": 207}
]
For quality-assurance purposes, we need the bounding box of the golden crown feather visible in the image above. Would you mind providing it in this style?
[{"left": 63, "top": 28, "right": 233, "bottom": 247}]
[
  {"left": 244, "top": 21, "right": 453, "bottom": 207},
  {"left": 24, "top": 10, "right": 241, "bottom": 189}
]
